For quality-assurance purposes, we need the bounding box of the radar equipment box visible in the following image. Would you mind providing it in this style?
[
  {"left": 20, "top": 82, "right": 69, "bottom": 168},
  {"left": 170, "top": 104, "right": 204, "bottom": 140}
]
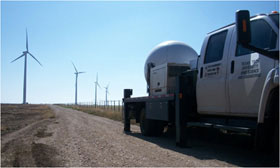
[{"left": 150, "top": 63, "right": 189, "bottom": 96}]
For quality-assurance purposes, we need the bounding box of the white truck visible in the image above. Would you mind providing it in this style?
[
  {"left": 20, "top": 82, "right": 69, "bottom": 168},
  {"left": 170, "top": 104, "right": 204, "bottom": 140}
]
[{"left": 123, "top": 10, "right": 279, "bottom": 156}]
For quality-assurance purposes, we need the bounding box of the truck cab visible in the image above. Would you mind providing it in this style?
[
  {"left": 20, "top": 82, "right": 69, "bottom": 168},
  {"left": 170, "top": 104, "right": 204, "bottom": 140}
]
[{"left": 197, "top": 13, "right": 279, "bottom": 118}]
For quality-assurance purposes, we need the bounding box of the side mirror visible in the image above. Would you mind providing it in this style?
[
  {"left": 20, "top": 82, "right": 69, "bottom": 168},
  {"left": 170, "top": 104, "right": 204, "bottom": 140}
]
[{"left": 236, "top": 10, "right": 251, "bottom": 44}]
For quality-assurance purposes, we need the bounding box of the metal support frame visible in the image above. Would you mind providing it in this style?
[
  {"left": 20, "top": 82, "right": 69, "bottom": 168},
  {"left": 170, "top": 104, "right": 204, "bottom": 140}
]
[
  {"left": 123, "top": 89, "right": 133, "bottom": 132},
  {"left": 175, "top": 70, "right": 197, "bottom": 147},
  {"left": 175, "top": 75, "right": 188, "bottom": 147}
]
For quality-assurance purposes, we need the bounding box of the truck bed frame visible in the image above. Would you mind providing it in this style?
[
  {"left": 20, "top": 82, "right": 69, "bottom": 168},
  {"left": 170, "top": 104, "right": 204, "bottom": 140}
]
[{"left": 123, "top": 70, "right": 257, "bottom": 147}]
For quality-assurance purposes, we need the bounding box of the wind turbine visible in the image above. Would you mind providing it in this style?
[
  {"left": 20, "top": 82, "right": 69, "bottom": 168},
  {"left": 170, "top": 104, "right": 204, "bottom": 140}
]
[
  {"left": 11, "top": 29, "right": 42, "bottom": 104},
  {"left": 72, "top": 62, "right": 85, "bottom": 105},
  {"left": 104, "top": 83, "right": 110, "bottom": 106},
  {"left": 94, "top": 73, "right": 101, "bottom": 107}
]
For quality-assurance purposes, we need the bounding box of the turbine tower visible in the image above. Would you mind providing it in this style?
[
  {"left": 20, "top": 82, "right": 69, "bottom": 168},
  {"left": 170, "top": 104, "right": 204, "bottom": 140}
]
[
  {"left": 104, "top": 83, "right": 110, "bottom": 106},
  {"left": 94, "top": 73, "right": 101, "bottom": 107},
  {"left": 11, "top": 29, "right": 42, "bottom": 104},
  {"left": 72, "top": 62, "right": 85, "bottom": 105}
]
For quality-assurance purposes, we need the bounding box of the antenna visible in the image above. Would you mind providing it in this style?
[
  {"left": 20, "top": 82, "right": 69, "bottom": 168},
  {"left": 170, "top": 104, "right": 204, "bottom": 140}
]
[
  {"left": 11, "top": 29, "right": 42, "bottom": 104},
  {"left": 72, "top": 62, "right": 85, "bottom": 105}
]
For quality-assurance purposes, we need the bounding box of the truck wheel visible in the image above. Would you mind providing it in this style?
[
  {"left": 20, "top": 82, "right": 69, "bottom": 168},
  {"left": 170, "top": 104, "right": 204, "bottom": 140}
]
[
  {"left": 140, "top": 108, "right": 154, "bottom": 136},
  {"left": 272, "top": 94, "right": 279, "bottom": 165},
  {"left": 273, "top": 120, "right": 279, "bottom": 165},
  {"left": 271, "top": 88, "right": 279, "bottom": 163},
  {"left": 256, "top": 88, "right": 279, "bottom": 154},
  {"left": 153, "top": 120, "right": 165, "bottom": 136}
]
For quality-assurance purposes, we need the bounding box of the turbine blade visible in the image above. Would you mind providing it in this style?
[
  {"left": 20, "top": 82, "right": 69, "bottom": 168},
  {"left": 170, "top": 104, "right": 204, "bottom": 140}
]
[
  {"left": 28, "top": 52, "right": 42, "bottom": 66},
  {"left": 11, "top": 53, "right": 25, "bottom": 63},
  {"left": 71, "top": 62, "right": 78, "bottom": 73},
  {"left": 26, "top": 29, "right": 29, "bottom": 51},
  {"left": 96, "top": 73, "right": 101, "bottom": 88},
  {"left": 95, "top": 82, "right": 101, "bottom": 89},
  {"left": 97, "top": 82, "right": 101, "bottom": 88},
  {"left": 78, "top": 71, "right": 85, "bottom": 74}
]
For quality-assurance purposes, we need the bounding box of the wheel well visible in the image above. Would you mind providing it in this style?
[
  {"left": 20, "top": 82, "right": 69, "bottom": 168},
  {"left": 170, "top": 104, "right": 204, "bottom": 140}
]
[
  {"left": 263, "top": 87, "right": 279, "bottom": 145},
  {"left": 255, "top": 87, "right": 279, "bottom": 151},
  {"left": 265, "top": 87, "right": 279, "bottom": 159},
  {"left": 265, "top": 87, "right": 279, "bottom": 121}
]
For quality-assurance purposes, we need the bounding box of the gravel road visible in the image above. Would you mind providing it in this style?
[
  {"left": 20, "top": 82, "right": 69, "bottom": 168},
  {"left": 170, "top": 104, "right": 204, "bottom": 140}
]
[
  {"left": 47, "top": 105, "right": 221, "bottom": 167},
  {"left": 2, "top": 105, "right": 276, "bottom": 167}
]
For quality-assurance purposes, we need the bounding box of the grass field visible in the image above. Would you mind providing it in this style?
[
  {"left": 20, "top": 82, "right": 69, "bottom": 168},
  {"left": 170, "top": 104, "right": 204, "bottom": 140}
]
[
  {"left": 1, "top": 104, "right": 55, "bottom": 135},
  {"left": 60, "top": 105, "right": 123, "bottom": 121},
  {"left": 60, "top": 105, "right": 137, "bottom": 125}
]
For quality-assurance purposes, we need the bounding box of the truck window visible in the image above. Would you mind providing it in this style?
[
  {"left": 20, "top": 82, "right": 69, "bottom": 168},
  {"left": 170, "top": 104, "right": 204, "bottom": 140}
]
[
  {"left": 236, "top": 19, "right": 277, "bottom": 56},
  {"left": 204, "top": 30, "right": 228, "bottom": 64}
]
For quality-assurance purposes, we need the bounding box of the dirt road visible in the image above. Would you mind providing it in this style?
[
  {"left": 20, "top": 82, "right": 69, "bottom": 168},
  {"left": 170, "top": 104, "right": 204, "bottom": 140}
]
[{"left": 1, "top": 105, "right": 276, "bottom": 167}]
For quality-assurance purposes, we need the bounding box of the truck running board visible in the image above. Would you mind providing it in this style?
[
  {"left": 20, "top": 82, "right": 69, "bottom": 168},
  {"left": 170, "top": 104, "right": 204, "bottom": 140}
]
[{"left": 186, "top": 122, "right": 253, "bottom": 133}]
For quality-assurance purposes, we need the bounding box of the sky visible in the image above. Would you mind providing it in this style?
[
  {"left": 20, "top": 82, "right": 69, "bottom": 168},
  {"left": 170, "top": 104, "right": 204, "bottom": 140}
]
[{"left": 1, "top": 1, "right": 279, "bottom": 104}]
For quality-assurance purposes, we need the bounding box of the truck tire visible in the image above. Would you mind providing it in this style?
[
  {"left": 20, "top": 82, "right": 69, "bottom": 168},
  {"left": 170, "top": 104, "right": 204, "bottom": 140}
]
[
  {"left": 153, "top": 120, "right": 165, "bottom": 136},
  {"left": 272, "top": 90, "right": 279, "bottom": 165},
  {"left": 273, "top": 119, "right": 279, "bottom": 165},
  {"left": 140, "top": 108, "right": 154, "bottom": 136},
  {"left": 256, "top": 88, "right": 279, "bottom": 155}
]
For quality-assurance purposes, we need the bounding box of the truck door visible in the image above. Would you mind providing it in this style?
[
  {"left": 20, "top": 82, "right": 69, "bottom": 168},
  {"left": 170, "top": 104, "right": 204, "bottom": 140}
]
[
  {"left": 228, "top": 18, "right": 278, "bottom": 117},
  {"left": 196, "top": 28, "right": 233, "bottom": 115}
]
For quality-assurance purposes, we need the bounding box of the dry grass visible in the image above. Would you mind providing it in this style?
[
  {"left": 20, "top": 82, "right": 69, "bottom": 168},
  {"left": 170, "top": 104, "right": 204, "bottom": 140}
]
[
  {"left": 60, "top": 105, "right": 137, "bottom": 125},
  {"left": 1, "top": 104, "right": 55, "bottom": 135},
  {"left": 60, "top": 105, "right": 123, "bottom": 121}
]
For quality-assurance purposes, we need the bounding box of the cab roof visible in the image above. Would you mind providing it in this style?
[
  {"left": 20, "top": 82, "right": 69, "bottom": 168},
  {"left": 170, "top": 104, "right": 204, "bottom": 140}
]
[{"left": 207, "top": 13, "right": 270, "bottom": 35}]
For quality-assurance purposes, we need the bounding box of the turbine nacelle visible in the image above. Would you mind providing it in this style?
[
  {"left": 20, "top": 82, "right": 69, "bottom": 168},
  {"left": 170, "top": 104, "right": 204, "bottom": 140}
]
[
  {"left": 11, "top": 30, "right": 42, "bottom": 66},
  {"left": 74, "top": 72, "right": 85, "bottom": 75},
  {"left": 72, "top": 62, "right": 85, "bottom": 75},
  {"left": 95, "top": 73, "right": 101, "bottom": 89}
]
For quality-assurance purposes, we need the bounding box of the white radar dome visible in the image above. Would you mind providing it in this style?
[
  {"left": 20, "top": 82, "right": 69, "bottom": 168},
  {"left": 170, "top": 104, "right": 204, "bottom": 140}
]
[{"left": 144, "top": 40, "right": 198, "bottom": 83}]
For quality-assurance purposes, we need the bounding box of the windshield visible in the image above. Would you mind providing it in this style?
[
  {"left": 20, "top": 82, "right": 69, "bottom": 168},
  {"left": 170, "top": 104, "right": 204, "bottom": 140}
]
[{"left": 269, "top": 14, "right": 279, "bottom": 28}]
